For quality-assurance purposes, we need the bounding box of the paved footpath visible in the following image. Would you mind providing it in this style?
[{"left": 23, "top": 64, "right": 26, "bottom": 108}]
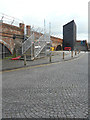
[
  {"left": 2, "top": 52, "right": 88, "bottom": 119},
  {"left": 1, "top": 51, "right": 81, "bottom": 71}
]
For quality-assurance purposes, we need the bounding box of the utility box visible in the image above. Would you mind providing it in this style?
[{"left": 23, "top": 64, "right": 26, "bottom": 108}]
[{"left": 63, "top": 20, "right": 76, "bottom": 51}]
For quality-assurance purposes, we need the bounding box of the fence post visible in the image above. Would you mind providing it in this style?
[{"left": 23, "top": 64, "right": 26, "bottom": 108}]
[
  {"left": 49, "top": 52, "right": 51, "bottom": 62},
  {"left": 71, "top": 51, "right": 73, "bottom": 57},
  {"left": 63, "top": 52, "right": 64, "bottom": 59},
  {"left": 32, "top": 43, "right": 34, "bottom": 58},
  {"left": 24, "top": 54, "right": 26, "bottom": 65},
  {"left": 75, "top": 50, "right": 77, "bottom": 55}
]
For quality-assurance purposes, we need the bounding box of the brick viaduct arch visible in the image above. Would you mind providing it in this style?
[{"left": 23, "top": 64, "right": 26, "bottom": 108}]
[{"left": 0, "top": 39, "right": 13, "bottom": 54}]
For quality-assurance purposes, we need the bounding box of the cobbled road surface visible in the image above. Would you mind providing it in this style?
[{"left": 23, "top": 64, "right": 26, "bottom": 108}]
[{"left": 2, "top": 53, "right": 88, "bottom": 118}]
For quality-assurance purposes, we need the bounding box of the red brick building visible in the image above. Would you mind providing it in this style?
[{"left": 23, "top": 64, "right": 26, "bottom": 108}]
[
  {"left": 26, "top": 25, "right": 63, "bottom": 50},
  {"left": 0, "top": 23, "right": 63, "bottom": 58},
  {"left": 50, "top": 36, "right": 63, "bottom": 50},
  {"left": 0, "top": 22, "right": 24, "bottom": 55}
]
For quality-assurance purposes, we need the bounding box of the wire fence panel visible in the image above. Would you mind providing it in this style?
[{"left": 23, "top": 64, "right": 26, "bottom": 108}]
[
  {"left": 34, "top": 33, "right": 51, "bottom": 58},
  {"left": 22, "top": 33, "right": 34, "bottom": 54},
  {"left": 0, "top": 13, "right": 24, "bottom": 26},
  {"left": 34, "top": 35, "right": 45, "bottom": 58}
]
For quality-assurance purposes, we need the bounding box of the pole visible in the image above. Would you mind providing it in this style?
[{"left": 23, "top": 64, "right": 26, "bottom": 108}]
[
  {"left": 49, "top": 22, "right": 51, "bottom": 40},
  {"left": 79, "top": 50, "right": 80, "bottom": 53},
  {"left": 63, "top": 52, "right": 64, "bottom": 59},
  {"left": 33, "top": 43, "right": 34, "bottom": 58},
  {"left": 44, "top": 19, "right": 47, "bottom": 55},
  {"left": 44, "top": 19, "right": 46, "bottom": 40},
  {"left": 24, "top": 54, "right": 26, "bottom": 65},
  {"left": 2, "top": 44, "right": 3, "bottom": 59},
  {"left": 75, "top": 50, "right": 77, "bottom": 55},
  {"left": 49, "top": 52, "right": 51, "bottom": 62},
  {"left": 71, "top": 51, "right": 73, "bottom": 57}
]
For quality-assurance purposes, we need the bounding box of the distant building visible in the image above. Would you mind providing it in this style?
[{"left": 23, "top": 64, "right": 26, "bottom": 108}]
[
  {"left": 75, "top": 40, "right": 88, "bottom": 51},
  {"left": 63, "top": 20, "right": 76, "bottom": 50},
  {"left": 50, "top": 36, "right": 63, "bottom": 50}
]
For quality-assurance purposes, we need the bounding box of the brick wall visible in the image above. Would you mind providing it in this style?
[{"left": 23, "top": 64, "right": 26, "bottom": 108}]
[
  {"left": 50, "top": 36, "right": 63, "bottom": 50},
  {"left": 26, "top": 26, "right": 63, "bottom": 49},
  {"left": 0, "top": 22, "right": 24, "bottom": 54},
  {"left": 0, "top": 21, "right": 63, "bottom": 58}
]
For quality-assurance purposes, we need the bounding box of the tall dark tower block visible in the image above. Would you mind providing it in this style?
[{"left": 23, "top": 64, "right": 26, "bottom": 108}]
[{"left": 63, "top": 20, "right": 76, "bottom": 50}]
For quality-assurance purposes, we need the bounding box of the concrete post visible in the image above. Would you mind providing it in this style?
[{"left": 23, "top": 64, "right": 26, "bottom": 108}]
[
  {"left": 24, "top": 54, "right": 26, "bottom": 65},
  {"left": 71, "top": 51, "right": 73, "bottom": 57},
  {"left": 63, "top": 52, "right": 64, "bottom": 59}
]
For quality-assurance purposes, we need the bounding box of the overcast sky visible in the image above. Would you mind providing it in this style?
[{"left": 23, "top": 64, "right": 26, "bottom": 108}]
[{"left": 0, "top": 0, "right": 89, "bottom": 40}]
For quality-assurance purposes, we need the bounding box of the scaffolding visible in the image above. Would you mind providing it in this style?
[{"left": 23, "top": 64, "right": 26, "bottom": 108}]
[
  {"left": 22, "top": 32, "right": 51, "bottom": 60},
  {"left": 0, "top": 13, "right": 24, "bottom": 26}
]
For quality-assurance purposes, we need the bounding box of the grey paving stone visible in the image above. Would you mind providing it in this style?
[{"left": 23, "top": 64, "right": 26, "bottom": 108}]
[{"left": 2, "top": 52, "right": 88, "bottom": 118}]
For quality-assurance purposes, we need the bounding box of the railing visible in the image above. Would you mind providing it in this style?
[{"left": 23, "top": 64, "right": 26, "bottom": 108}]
[
  {"left": 34, "top": 34, "right": 50, "bottom": 58},
  {"left": 34, "top": 35, "right": 45, "bottom": 57},
  {"left": 22, "top": 33, "right": 34, "bottom": 54},
  {"left": 22, "top": 32, "right": 51, "bottom": 60},
  {"left": 0, "top": 13, "right": 24, "bottom": 26}
]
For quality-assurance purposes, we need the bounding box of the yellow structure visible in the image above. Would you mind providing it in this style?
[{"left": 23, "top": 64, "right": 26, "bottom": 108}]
[{"left": 50, "top": 47, "right": 54, "bottom": 51}]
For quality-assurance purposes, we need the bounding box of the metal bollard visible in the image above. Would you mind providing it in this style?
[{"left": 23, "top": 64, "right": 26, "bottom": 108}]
[
  {"left": 71, "top": 51, "right": 73, "bottom": 57},
  {"left": 24, "top": 54, "right": 26, "bottom": 65},
  {"left": 63, "top": 52, "right": 64, "bottom": 59}
]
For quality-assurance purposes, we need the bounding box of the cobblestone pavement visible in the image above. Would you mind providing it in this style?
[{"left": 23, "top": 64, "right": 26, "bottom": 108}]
[{"left": 2, "top": 53, "right": 88, "bottom": 118}]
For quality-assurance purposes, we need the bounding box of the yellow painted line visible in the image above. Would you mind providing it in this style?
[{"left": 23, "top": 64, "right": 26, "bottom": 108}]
[
  {"left": 0, "top": 53, "right": 85, "bottom": 73},
  {"left": 0, "top": 63, "right": 53, "bottom": 73}
]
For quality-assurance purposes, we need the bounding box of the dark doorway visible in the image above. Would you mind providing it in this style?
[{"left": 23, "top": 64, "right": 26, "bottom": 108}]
[
  {"left": 56, "top": 45, "right": 61, "bottom": 51},
  {"left": 0, "top": 43, "right": 11, "bottom": 59}
]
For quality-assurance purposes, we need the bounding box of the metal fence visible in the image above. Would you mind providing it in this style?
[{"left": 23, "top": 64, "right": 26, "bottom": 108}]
[
  {"left": 22, "top": 24, "right": 51, "bottom": 60},
  {"left": 22, "top": 33, "right": 34, "bottom": 54},
  {"left": 0, "top": 13, "right": 24, "bottom": 26}
]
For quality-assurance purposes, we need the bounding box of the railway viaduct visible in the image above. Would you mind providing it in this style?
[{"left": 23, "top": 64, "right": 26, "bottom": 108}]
[{"left": 0, "top": 21, "right": 63, "bottom": 58}]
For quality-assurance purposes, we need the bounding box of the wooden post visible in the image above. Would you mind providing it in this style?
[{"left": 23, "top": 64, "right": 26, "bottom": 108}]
[
  {"left": 63, "top": 52, "right": 64, "bottom": 59},
  {"left": 24, "top": 54, "right": 26, "bottom": 65},
  {"left": 49, "top": 52, "right": 51, "bottom": 62},
  {"left": 75, "top": 50, "right": 77, "bottom": 55},
  {"left": 71, "top": 51, "right": 73, "bottom": 57},
  {"left": 32, "top": 43, "right": 34, "bottom": 58},
  {"left": 2, "top": 43, "right": 3, "bottom": 59}
]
